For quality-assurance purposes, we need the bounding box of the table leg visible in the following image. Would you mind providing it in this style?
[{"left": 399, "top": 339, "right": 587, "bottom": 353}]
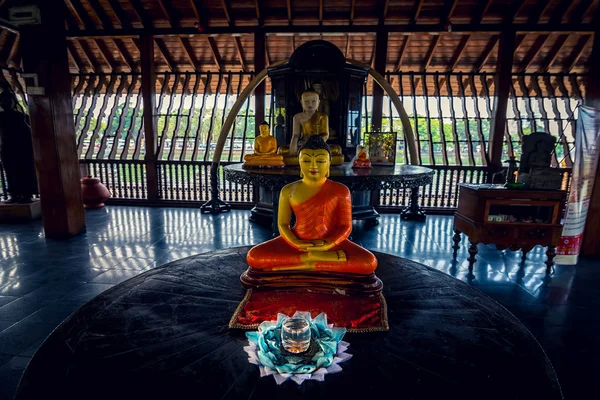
[
  {"left": 401, "top": 187, "right": 427, "bottom": 221},
  {"left": 468, "top": 242, "right": 478, "bottom": 270},
  {"left": 521, "top": 250, "right": 527, "bottom": 264},
  {"left": 545, "top": 245, "right": 556, "bottom": 274},
  {"left": 452, "top": 229, "right": 461, "bottom": 257}
]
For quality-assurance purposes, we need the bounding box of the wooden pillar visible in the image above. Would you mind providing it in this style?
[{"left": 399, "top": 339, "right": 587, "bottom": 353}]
[
  {"left": 582, "top": 31, "right": 600, "bottom": 257},
  {"left": 488, "top": 30, "right": 516, "bottom": 175},
  {"left": 371, "top": 31, "right": 388, "bottom": 131},
  {"left": 19, "top": 0, "right": 85, "bottom": 238},
  {"left": 140, "top": 34, "right": 159, "bottom": 201},
  {"left": 254, "top": 31, "right": 266, "bottom": 133}
]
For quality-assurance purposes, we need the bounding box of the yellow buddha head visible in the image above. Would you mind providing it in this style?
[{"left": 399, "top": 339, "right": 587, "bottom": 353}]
[
  {"left": 301, "top": 91, "right": 320, "bottom": 113},
  {"left": 298, "top": 135, "right": 331, "bottom": 180},
  {"left": 259, "top": 121, "right": 270, "bottom": 137}
]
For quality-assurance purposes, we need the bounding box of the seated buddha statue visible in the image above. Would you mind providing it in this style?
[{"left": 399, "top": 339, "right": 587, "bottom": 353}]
[
  {"left": 352, "top": 145, "right": 371, "bottom": 169},
  {"left": 243, "top": 121, "right": 285, "bottom": 168},
  {"left": 243, "top": 136, "right": 381, "bottom": 295},
  {"left": 278, "top": 91, "right": 344, "bottom": 166}
]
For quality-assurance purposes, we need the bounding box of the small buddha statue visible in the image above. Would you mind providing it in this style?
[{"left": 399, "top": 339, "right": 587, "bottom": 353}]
[
  {"left": 246, "top": 136, "right": 377, "bottom": 277},
  {"left": 352, "top": 145, "right": 371, "bottom": 168},
  {"left": 243, "top": 121, "right": 285, "bottom": 168},
  {"left": 278, "top": 91, "right": 344, "bottom": 166}
]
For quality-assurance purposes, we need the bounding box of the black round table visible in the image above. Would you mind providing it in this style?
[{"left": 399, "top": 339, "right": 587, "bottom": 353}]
[
  {"left": 16, "top": 247, "right": 562, "bottom": 400},
  {"left": 224, "top": 163, "right": 435, "bottom": 233}
]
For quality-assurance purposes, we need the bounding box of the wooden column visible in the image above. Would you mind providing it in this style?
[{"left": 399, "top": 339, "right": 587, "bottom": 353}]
[
  {"left": 488, "top": 30, "right": 516, "bottom": 175},
  {"left": 371, "top": 31, "right": 388, "bottom": 131},
  {"left": 254, "top": 31, "right": 266, "bottom": 133},
  {"left": 140, "top": 33, "right": 159, "bottom": 201},
  {"left": 19, "top": 0, "right": 85, "bottom": 238},
  {"left": 582, "top": 31, "right": 600, "bottom": 257}
]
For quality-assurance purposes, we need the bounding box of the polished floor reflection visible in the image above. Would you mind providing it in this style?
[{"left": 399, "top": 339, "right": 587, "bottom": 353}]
[{"left": 0, "top": 207, "right": 597, "bottom": 399}]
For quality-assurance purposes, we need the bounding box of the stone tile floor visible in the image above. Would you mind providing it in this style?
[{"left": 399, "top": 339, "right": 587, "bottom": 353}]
[{"left": 0, "top": 206, "right": 598, "bottom": 399}]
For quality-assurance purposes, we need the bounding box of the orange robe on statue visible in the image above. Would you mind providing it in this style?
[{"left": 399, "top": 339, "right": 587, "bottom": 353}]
[{"left": 247, "top": 180, "right": 377, "bottom": 275}]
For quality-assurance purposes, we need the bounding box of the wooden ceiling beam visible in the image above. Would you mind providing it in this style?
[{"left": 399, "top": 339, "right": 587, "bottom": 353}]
[
  {"left": 66, "top": 0, "right": 94, "bottom": 29},
  {"left": 448, "top": 34, "right": 470, "bottom": 71},
  {"left": 190, "top": 1, "right": 206, "bottom": 30},
  {"left": 538, "top": 34, "right": 569, "bottom": 72},
  {"left": 508, "top": 0, "right": 526, "bottom": 22},
  {"left": 286, "top": 0, "right": 292, "bottom": 25},
  {"left": 254, "top": 0, "right": 263, "bottom": 26},
  {"left": 529, "top": 0, "right": 553, "bottom": 23},
  {"left": 157, "top": 0, "right": 175, "bottom": 27},
  {"left": 67, "top": 46, "right": 82, "bottom": 72},
  {"left": 154, "top": 38, "right": 175, "bottom": 71},
  {"left": 234, "top": 36, "right": 247, "bottom": 72},
  {"left": 379, "top": 0, "right": 390, "bottom": 25},
  {"left": 64, "top": 7, "right": 80, "bottom": 30},
  {"left": 345, "top": 34, "right": 350, "bottom": 58},
  {"left": 178, "top": 37, "right": 198, "bottom": 71},
  {"left": 474, "top": 0, "right": 493, "bottom": 23},
  {"left": 423, "top": 35, "right": 441, "bottom": 71},
  {"left": 395, "top": 35, "right": 410, "bottom": 72},
  {"left": 112, "top": 38, "right": 137, "bottom": 72},
  {"left": 442, "top": 0, "right": 458, "bottom": 26},
  {"left": 94, "top": 39, "right": 117, "bottom": 71},
  {"left": 265, "top": 35, "right": 270, "bottom": 67},
  {"left": 319, "top": 0, "right": 323, "bottom": 25},
  {"left": 66, "top": 23, "right": 599, "bottom": 38},
  {"left": 221, "top": 0, "right": 233, "bottom": 26},
  {"left": 206, "top": 36, "right": 223, "bottom": 71},
  {"left": 107, "top": 0, "right": 132, "bottom": 29},
  {"left": 130, "top": 0, "right": 152, "bottom": 29},
  {"left": 566, "top": 34, "right": 592, "bottom": 71},
  {"left": 350, "top": 0, "right": 356, "bottom": 25},
  {"left": 474, "top": 35, "right": 498, "bottom": 71},
  {"left": 519, "top": 34, "right": 550, "bottom": 72},
  {"left": 549, "top": 0, "right": 576, "bottom": 25},
  {"left": 76, "top": 40, "right": 98, "bottom": 72},
  {"left": 570, "top": 0, "right": 594, "bottom": 24},
  {"left": 86, "top": 0, "right": 113, "bottom": 29},
  {"left": 410, "top": 0, "right": 424, "bottom": 25}
]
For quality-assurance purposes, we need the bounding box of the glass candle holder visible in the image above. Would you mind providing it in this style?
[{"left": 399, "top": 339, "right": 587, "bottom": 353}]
[{"left": 281, "top": 317, "right": 311, "bottom": 354}]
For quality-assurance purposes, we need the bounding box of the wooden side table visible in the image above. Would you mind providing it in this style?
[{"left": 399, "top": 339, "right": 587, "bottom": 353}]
[{"left": 453, "top": 184, "right": 568, "bottom": 273}]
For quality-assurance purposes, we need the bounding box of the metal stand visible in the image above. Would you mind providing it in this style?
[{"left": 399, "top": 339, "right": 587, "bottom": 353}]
[
  {"left": 200, "top": 165, "right": 231, "bottom": 214},
  {"left": 400, "top": 187, "right": 427, "bottom": 221}
]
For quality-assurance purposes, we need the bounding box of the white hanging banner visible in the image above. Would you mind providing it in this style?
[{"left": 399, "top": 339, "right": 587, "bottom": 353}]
[{"left": 556, "top": 106, "right": 600, "bottom": 265}]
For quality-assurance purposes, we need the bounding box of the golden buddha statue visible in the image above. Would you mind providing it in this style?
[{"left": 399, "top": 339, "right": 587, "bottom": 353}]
[
  {"left": 352, "top": 145, "right": 371, "bottom": 168},
  {"left": 278, "top": 91, "right": 344, "bottom": 166},
  {"left": 243, "top": 121, "right": 285, "bottom": 168},
  {"left": 242, "top": 136, "right": 380, "bottom": 295}
]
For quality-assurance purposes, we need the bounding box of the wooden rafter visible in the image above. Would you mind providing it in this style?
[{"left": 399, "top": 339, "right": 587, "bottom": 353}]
[
  {"left": 529, "top": 0, "right": 553, "bottom": 23},
  {"left": 350, "top": 0, "right": 356, "bottom": 25},
  {"left": 395, "top": 35, "right": 410, "bottom": 72},
  {"left": 448, "top": 35, "right": 470, "bottom": 71},
  {"left": 67, "top": 0, "right": 93, "bottom": 29},
  {"left": 319, "top": 0, "right": 323, "bottom": 25},
  {"left": 221, "top": 0, "right": 233, "bottom": 26},
  {"left": 566, "top": 34, "right": 592, "bottom": 71},
  {"left": 379, "top": 0, "right": 390, "bottom": 25},
  {"left": 254, "top": 0, "right": 263, "bottom": 26},
  {"left": 107, "top": 0, "right": 132, "bottom": 29},
  {"left": 190, "top": 1, "right": 205, "bottom": 30},
  {"left": 570, "top": 0, "right": 594, "bottom": 23},
  {"left": 474, "top": 35, "right": 498, "bottom": 71},
  {"left": 474, "top": 0, "right": 493, "bottom": 23},
  {"left": 509, "top": 0, "right": 526, "bottom": 22},
  {"left": 0, "top": 29, "right": 10, "bottom": 61},
  {"left": 549, "top": 0, "right": 575, "bottom": 25},
  {"left": 157, "top": 0, "right": 175, "bottom": 27},
  {"left": 538, "top": 34, "right": 569, "bottom": 72},
  {"left": 291, "top": 35, "right": 295, "bottom": 53},
  {"left": 76, "top": 40, "right": 98, "bottom": 72},
  {"left": 206, "top": 36, "right": 223, "bottom": 71},
  {"left": 131, "top": 38, "right": 142, "bottom": 54},
  {"left": 112, "top": 38, "right": 136, "bottom": 72},
  {"left": 179, "top": 37, "right": 198, "bottom": 71},
  {"left": 67, "top": 46, "right": 82, "bottom": 72},
  {"left": 286, "top": 0, "right": 292, "bottom": 25},
  {"left": 442, "top": 0, "right": 458, "bottom": 25},
  {"left": 64, "top": 7, "right": 80, "bottom": 30},
  {"left": 5, "top": 33, "right": 19, "bottom": 67},
  {"left": 423, "top": 35, "right": 441, "bottom": 71},
  {"left": 154, "top": 38, "right": 175, "bottom": 71},
  {"left": 265, "top": 35, "right": 271, "bottom": 67},
  {"left": 234, "top": 36, "right": 247, "bottom": 72},
  {"left": 345, "top": 34, "right": 350, "bottom": 58},
  {"left": 86, "top": 0, "right": 113, "bottom": 29},
  {"left": 94, "top": 39, "right": 117, "bottom": 71},
  {"left": 67, "top": 41, "right": 86, "bottom": 72},
  {"left": 130, "top": 0, "right": 151, "bottom": 29},
  {"left": 519, "top": 34, "right": 550, "bottom": 72},
  {"left": 411, "top": 0, "right": 424, "bottom": 24}
]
